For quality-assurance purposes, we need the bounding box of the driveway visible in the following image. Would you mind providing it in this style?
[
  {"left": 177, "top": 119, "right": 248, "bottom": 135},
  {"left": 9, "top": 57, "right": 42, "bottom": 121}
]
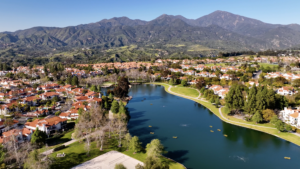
[{"left": 253, "top": 70, "right": 262, "bottom": 79}]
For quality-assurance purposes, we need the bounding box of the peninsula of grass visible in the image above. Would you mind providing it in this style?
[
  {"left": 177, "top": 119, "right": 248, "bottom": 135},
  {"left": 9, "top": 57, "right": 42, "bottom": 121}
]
[
  {"left": 170, "top": 87, "right": 199, "bottom": 98},
  {"left": 50, "top": 136, "right": 185, "bottom": 169},
  {"left": 151, "top": 82, "right": 300, "bottom": 147}
]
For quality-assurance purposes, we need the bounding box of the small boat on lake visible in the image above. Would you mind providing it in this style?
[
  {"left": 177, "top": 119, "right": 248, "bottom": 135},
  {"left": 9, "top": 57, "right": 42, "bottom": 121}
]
[
  {"left": 210, "top": 126, "right": 213, "bottom": 128},
  {"left": 210, "top": 130, "right": 214, "bottom": 132},
  {"left": 173, "top": 136, "right": 178, "bottom": 139},
  {"left": 150, "top": 132, "right": 154, "bottom": 134},
  {"left": 149, "top": 125, "right": 152, "bottom": 127},
  {"left": 150, "top": 104, "right": 153, "bottom": 105},
  {"left": 217, "top": 129, "right": 221, "bottom": 131},
  {"left": 224, "top": 134, "right": 228, "bottom": 137},
  {"left": 284, "top": 157, "right": 291, "bottom": 160}
]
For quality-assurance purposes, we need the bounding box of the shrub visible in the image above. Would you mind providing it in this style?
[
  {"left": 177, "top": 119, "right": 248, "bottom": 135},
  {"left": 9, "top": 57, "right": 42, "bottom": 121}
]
[{"left": 53, "top": 145, "right": 66, "bottom": 151}]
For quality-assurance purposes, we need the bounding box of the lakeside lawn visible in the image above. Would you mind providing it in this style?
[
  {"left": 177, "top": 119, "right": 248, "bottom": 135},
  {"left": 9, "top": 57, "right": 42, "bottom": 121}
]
[
  {"left": 170, "top": 87, "right": 199, "bottom": 98},
  {"left": 50, "top": 137, "right": 185, "bottom": 169},
  {"left": 154, "top": 82, "right": 300, "bottom": 147}
]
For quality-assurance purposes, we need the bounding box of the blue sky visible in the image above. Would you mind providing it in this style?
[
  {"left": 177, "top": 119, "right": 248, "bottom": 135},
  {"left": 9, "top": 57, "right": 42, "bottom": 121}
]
[{"left": 1, "top": 0, "right": 299, "bottom": 32}]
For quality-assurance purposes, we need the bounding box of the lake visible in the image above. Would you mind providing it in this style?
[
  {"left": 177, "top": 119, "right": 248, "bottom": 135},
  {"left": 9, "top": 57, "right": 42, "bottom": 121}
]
[{"left": 126, "top": 84, "right": 300, "bottom": 169}]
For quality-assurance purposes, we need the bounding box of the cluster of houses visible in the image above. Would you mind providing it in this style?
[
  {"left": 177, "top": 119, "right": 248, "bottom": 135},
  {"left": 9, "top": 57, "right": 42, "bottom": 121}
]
[
  {"left": 265, "top": 72, "right": 300, "bottom": 80},
  {"left": 208, "top": 85, "right": 230, "bottom": 99},
  {"left": 0, "top": 79, "right": 103, "bottom": 144},
  {"left": 3, "top": 56, "right": 300, "bottom": 144}
]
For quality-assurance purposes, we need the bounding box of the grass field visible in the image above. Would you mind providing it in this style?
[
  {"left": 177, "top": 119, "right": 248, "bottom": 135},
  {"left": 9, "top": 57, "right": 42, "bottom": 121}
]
[
  {"left": 204, "top": 63, "right": 227, "bottom": 67},
  {"left": 50, "top": 137, "right": 185, "bottom": 169},
  {"left": 258, "top": 63, "right": 278, "bottom": 68},
  {"left": 170, "top": 87, "right": 199, "bottom": 98},
  {"left": 187, "top": 44, "right": 212, "bottom": 51},
  {"left": 154, "top": 82, "right": 300, "bottom": 147}
]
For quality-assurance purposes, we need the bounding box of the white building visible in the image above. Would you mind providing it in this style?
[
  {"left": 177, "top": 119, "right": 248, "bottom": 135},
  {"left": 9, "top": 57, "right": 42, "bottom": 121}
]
[
  {"left": 281, "top": 107, "right": 300, "bottom": 128},
  {"left": 25, "top": 116, "right": 67, "bottom": 135}
]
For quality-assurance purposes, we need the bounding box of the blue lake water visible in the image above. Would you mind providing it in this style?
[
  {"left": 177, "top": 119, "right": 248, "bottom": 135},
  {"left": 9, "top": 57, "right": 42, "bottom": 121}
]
[{"left": 126, "top": 84, "right": 300, "bottom": 169}]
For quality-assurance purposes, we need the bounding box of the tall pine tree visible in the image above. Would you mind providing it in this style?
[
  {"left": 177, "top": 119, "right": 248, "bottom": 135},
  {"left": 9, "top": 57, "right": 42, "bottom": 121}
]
[
  {"left": 245, "top": 85, "right": 257, "bottom": 116},
  {"left": 225, "top": 85, "right": 244, "bottom": 113}
]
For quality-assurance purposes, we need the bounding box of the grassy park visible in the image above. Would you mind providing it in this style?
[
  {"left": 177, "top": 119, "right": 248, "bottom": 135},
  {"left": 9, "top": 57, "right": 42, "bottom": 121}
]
[
  {"left": 50, "top": 137, "right": 185, "bottom": 169},
  {"left": 170, "top": 87, "right": 199, "bottom": 98},
  {"left": 258, "top": 63, "right": 278, "bottom": 68}
]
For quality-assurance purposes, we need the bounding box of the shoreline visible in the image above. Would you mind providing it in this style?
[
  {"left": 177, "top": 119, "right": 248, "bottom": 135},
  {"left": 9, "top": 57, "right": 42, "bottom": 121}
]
[{"left": 148, "top": 82, "right": 300, "bottom": 147}]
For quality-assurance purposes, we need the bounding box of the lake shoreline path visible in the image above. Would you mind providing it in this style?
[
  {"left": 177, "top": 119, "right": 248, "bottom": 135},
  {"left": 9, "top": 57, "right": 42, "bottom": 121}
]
[{"left": 150, "top": 82, "right": 300, "bottom": 147}]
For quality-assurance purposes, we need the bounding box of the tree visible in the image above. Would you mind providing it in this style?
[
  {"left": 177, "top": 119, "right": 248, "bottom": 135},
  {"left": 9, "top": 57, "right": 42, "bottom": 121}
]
[
  {"left": 55, "top": 111, "right": 61, "bottom": 116},
  {"left": 66, "top": 76, "right": 72, "bottom": 85},
  {"left": 215, "top": 97, "right": 220, "bottom": 108},
  {"left": 24, "top": 149, "right": 52, "bottom": 169},
  {"left": 144, "top": 156, "right": 169, "bottom": 169},
  {"left": 118, "top": 101, "right": 128, "bottom": 119},
  {"left": 200, "top": 87, "right": 206, "bottom": 94},
  {"left": 31, "top": 128, "right": 47, "bottom": 146},
  {"left": 225, "top": 85, "right": 244, "bottom": 114},
  {"left": 286, "top": 124, "right": 292, "bottom": 132},
  {"left": 5, "top": 141, "right": 33, "bottom": 168},
  {"left": 275, "top": 120, "right": 285, "bottom": 132},
  {"left": 104, "top": 101, "right": 109, "bottom": 109},
  {"left": 270, "top": 115, "right": 279, "bottom": 124},
  {"left": 262, "top": 109, "right": 276, "bottom": 122},
  {"left": 124, "top": 133, "right": 132, "bottom": 150},
  {"left": 293, "top": 79, "right": 300, "bottom": 87},
  {"left": 90, "top": 85, "right": 97, "bottom": 92},
  {"left": 135, "top": 163, "right": 144, "bottom": 169},
  {"left": 129, "top": 136, "right": 142, "bottom": 153},
  {"left": 252, "top": 111, "right": 263, "bottom": 123},
  {"left": 114, "top": 76, "right": 130, "bottom": 98},
  {"left": 71, "top": 76, "right": 79, "bottom": 86},
  {"left": 115, "top": 163, "right": 127, "bottom": 169},
  {"left": 209, "top": 97, "right": 215, "bottom": 103},
  {"left": 266, "top": 89, "right": 276, "bottom": 109},
  {"left": 181, "top": 80, "right": 187, "bottom": 86},
  {"left": 108, "top": 93, "right": 114, "bottom": 100},
  {"left": 146, "top": 139, "right": 164, "bottom": 158},
  {"left": 195, "top": 77, "right": 206, "bottom": 90},
  {"left": 244, "top": 85, "right": 257, "bottom": 115},
  {"left": 275, "top": 94, "right": 288, "bottom": 110},
  {"left": 0, "top": 145, "right": 5, "bottom": 169},
  {"left": 111, "top": 100, "right": 119, "bottom": 114},
  {"left": 169, "top": 78, "right": 176, "bottom": 85}
]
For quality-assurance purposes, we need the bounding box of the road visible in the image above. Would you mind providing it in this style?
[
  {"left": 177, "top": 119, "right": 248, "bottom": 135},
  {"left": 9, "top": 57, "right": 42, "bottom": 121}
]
[{"left": 253, "top": 70, "right": 262, "bottom": 79}]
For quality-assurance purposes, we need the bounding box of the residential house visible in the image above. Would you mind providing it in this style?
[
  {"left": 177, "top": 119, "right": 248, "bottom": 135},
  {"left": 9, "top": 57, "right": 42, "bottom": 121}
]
[
  {"left": 0, "top": 128, "right": 33, "bottom": 144},
  {"left": 277, "top": 87, "right": 297, "bottom": 95},
  {"left": 25, "top": 116, "right": 67, "bottom": 134},
  {"left": 281, "top": 107, "right": 300, "bottom": 128}
]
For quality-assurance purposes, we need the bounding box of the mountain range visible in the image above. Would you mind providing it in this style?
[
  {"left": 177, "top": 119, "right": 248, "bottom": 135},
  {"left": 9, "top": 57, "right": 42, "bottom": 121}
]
[{"left": 1, "top": 10, "right": 300, "bottom": 51}]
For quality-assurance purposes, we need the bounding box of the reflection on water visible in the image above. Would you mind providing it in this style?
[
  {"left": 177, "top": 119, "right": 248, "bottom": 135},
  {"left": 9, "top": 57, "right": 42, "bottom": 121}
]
[{"left": 127, "top": 84, "right": 300, "bottom": 169}]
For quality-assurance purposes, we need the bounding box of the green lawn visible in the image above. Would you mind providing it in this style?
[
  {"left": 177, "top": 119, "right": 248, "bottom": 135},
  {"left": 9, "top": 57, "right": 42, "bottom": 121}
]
[
  {"left": 50, "top": 137, "right": 185, "bottom": 169},
  {"left": 258, "top": 63, "right": 278, "bottom": 68},
  {"left": 204, "top": 63, "right": 227, "bottom": 67},
  {"left": 170, "top": 87, "right": 199, "bottom": 98}
]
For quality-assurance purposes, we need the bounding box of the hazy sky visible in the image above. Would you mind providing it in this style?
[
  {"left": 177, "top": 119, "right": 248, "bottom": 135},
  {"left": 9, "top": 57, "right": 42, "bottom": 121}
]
[{"left": 1, "top": 0, "right": 300, "bottom": 32}]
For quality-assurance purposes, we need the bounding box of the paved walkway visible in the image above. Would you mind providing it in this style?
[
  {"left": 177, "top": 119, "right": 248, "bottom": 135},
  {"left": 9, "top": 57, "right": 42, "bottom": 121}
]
[
  {"left": 42, "top": 139, "right": 77, "bottom": 155},
  {"left": 72, "top": 151, "right": 143, "bottom": 169}
]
